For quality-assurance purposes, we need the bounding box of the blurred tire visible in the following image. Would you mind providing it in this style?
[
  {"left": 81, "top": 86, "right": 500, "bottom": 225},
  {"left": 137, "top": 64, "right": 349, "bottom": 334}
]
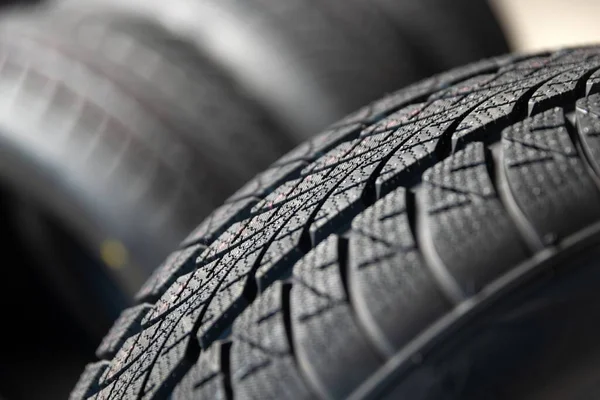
[
  {"left": 51, "top": 0, "right": 509, "bottom": 139},
  {"left": 0, "top": 12, "right": 292, "bottom": 335}
]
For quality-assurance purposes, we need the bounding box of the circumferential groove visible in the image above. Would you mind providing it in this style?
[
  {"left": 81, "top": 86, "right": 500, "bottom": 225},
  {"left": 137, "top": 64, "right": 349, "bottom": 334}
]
[
  {"left": 412, "top": 185, "right": 465, "bottom": 304},
  {"left": 281, "top": 281, "right": 318, "bottom": 399},
  {"left": 489, "top": 142, "right": 545, "bottom": 252}
]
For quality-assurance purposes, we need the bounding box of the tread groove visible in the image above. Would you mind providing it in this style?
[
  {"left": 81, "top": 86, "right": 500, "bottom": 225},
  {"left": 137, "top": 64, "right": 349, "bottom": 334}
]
[
  {"left": 283, "top": 281, "right": 322, "bottom": 400},
  {"left": 221, "top": 342, "right": 234, "bottom": 400},
  {"left": 483, "top": 144, "right": 502, "bottom": 212},
  {"left": 336, "top": 235, "right": 351, "bottom": 306},
  {"left": 412, "top": 185, "right": 465, "bottom": 304},
  {"left": 490, "top": 143, "right": 545, "bottom": 251},
  {"left": 281, "top": 283, "right": 296, "bottom": 360}
]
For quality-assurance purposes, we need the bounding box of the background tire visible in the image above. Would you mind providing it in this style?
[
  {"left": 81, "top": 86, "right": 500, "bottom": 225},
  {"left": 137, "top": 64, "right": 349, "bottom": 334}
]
[
  {"left": 50, "top": 0, "right": 508, "bottom": 139},
  {"left": 0, "top": 10, "right": 293, "bottom": 333},
  {"left": 74, "top": 46, "right": 600, "bottom": 399}
]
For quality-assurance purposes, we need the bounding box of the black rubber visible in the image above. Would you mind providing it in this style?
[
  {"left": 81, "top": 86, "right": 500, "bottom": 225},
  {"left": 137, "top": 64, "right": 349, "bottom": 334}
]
[
  {"left": 72, "top": 48, "right": 600, "bottom": 399},
  {"left": 0, "top": 0, "right": 508, "bottom": 310},
  {"left": 0, "top": 11, "right": 291, "bottom": 326},
  {"left": 50, "top": 0, "right": 508, "bottom": 140},
  {"left": 0, "top": 0, "right": 508, "bottom": 367}
]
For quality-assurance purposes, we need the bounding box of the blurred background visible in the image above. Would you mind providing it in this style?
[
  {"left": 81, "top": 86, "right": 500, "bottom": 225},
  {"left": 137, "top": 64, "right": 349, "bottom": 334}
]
[
  {"left": 491, "top": 0, "right": 600, "bottom": 52},
  {"left": 0, "top": 0, "right": 595, "bottom": 398}
]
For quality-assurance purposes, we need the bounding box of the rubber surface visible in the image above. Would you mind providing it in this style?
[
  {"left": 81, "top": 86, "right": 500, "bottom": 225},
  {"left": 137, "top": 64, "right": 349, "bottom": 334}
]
[
  {"left": 51, "top": 0, "right": 508, "bottom": 139},
  {"left": 0, "top": 12, "right": 291, "bottom": 296},
  {"left": 0, "top": 0, "right": 508, "bottom": 306},
  {"left": 73, "top": 47, "right": 600, "bottom": 399}
]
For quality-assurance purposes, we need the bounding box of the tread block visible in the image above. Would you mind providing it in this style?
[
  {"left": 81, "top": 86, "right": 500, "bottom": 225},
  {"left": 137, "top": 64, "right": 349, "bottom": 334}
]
[
  {"left": 308, "top": 159, "right": 378, "bottom": 244},
  {"left": 274, "top": 123, "right": 362, "bottom": 165},
  {"left": 253, "top": 209, "right": 307, "bottom": 289},
  {"left": 140, "top": 308, "right": 199, "bottom": 400},
  {"left": 576, "top": 94, "right": 600, "bottom": 174},
  {"left": 452, "top": 86, "right": 536, "bottom": 145},
  {"left": 101, "top": 271, "right": 213, "bottom": 397},
  {"left": 172, "top": 342, "right": 229, "bottom": 400},
  {"left": 433, "top": 54, "right": 516, "bottom": 90},
  {"left": 528, "top": 58, "right": 600, "bottom": 115},
  {"left": 503, "top": 107, "right": 600, "bottom": 240},
  {"left": 180, "top": 198, "right": 256, "bottom": 248},
  {"left": 299, "top": 138, "right": 361, "bottom": 176},
  {"left": 586, "top": 68, "right": 600, "bottom": 95},
  {"left": 135, "top": 245, "right": 203, "bottom": 302},
  {"left": 428, "top": 74, "right": 497, "bottom": 101},
  {"left": 96, "top": 303, "right": 153, "bottom": 359},
  {"left": 341, "top": 54, "right": 514, "bottom": 130},
  {"left": 371, "top": 59, "right": 572, "bottom": 196},
  {"left": 99, "top": 319, "right": 162, "bottom": 388},
  {"left": 349, "top": 187, "right": 451, "bottom": 355},
  {"left": 360, "top": 103, "right": 428, "bottom": 136},
  {"left": 251, "top": 159, "right": 369, "bottom": 286},
  {"left": 70, "top": 361, "right": 109, "bottom": 400},
  {"left": 110, "top": 305, "right": 196, "bottom": 399},
  {"left": 374, "top": 99, "right": 460, "bottom": 197},
  {"left": 423, "top": 142, "right": 528, "bottom": 294},
  {"left": 227, "top": 160, "right": 306, "bottom": 203},
  {"left": 452, "top": 51, "right": 586, "bottom": 145},
  {"left": 230, "top": 282, "right": 313, "bottom": 400},
  {"left": 291, "top": 236, "right": 382, "bottom": 399},
  {"left": 194, "top": 247, "right": 262, "bottom": 348}
]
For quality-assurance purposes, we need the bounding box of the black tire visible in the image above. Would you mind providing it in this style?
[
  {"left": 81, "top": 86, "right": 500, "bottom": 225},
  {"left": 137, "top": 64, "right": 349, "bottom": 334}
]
[
  {"left": 73, "top": 47, "right": 600, "bottom": 399},
  {"left": 0, "top": 11, "right": 291, "bottom": 335},
  {"left": 51, "top": 0, "right": 508, "bottom": 139}
]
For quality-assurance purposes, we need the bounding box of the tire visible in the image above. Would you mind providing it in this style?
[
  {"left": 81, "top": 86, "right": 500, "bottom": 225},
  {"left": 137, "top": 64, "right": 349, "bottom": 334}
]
[
  {"left": 72, "top": 47, "right": 600, "bottom": 399},
  {"left": 0, "top": 11, "right": 291, "bottom": 335},
  {"left": 51, "top": 0, "right": 508, "bottom": 139}
]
